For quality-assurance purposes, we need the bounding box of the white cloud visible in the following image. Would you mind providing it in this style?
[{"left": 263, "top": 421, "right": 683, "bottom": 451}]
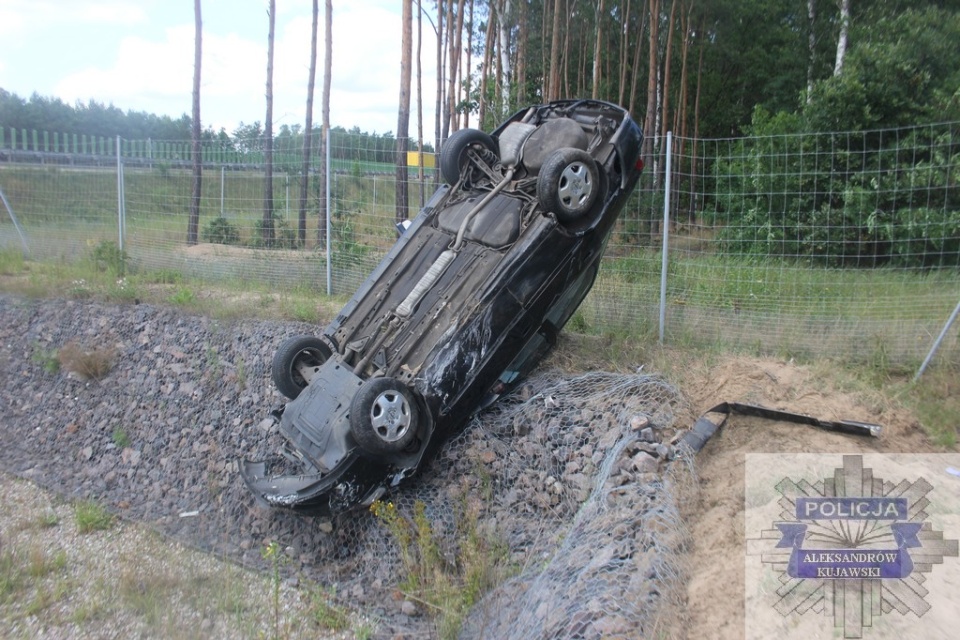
[
  {"left": 43, "top": 1, "right": 439, "bottom": 136},
  {"left": 0, "top": 0, "right": 147, "bottom": 36},
  {"left": 55, "top": 25, "right": 196, "bottom": 118}
]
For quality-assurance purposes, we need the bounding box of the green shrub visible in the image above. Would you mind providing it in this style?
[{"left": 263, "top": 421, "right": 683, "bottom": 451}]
[
  {"left": 90, "top": 240, "right": 128, "bottom": 276},
  {"left": 202, "top": 217, "right": 241, "bottom": 245}
]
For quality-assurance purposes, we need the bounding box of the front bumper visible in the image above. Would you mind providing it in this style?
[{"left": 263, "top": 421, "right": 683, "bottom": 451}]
[{"left": 239, "top": 452, "right": 388, "bottom": 516}]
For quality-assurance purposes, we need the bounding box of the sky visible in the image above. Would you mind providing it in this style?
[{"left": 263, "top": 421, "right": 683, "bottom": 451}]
[{"left": 0, "top": 0, "right": 439, "bottom": 136}]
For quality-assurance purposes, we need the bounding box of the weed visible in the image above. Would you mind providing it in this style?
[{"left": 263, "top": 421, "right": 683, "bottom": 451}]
[
  {"left": 106, "top": 277, "right": 139, "bottom": 303},
  {"left": 112, "top": 427, "right": 131, "bottom": 449},
  {"left": 69, "top": 278, "right": 92, "bottom": 299},
  {"left": 142, "top": 268, "right": 184, "bottom": 285},
  {"left": 57, "top": 340, "right": 115, "bottom": 380},
  {"left": 0, "top": 546, "right": 24, "bottom": 602},
  {"left": 168, "top": 286, "right": 196, "bottom": 305},
  {"left": 118, "top": 564, "right": 178, "bottom": 626},
  {"left": 286, "top": 298, "right": 318, "bottom": 323},
  {"left": 371, "top": 499, "right": 511, "bottom": 640},
  {"left": 205, "top": 344, "right": 223, "bottom": 380},
  {"left": 906, "top": 366, "right": 960, "bottom": 447},
  {"left": 261, "top": 540, "right": 286, "bottom": 640},
  {"left": 567, "top": 310, "right": 590, "bottom": 333},
  {"left": 308, "top": 586, "right": 352, "bottom": 632},
  {"left": 0, "top": 248, "right": 25, "bottom": 275},
  {"left": 35, "top": 510, "right": 60, "bottom": 529},
  {"left": 74, "top": 501, "right": 114, "bottom": 534},
  {"left": 31, "top": 342, "right": 60, "bottom": 374},
  {"left": 234, "top": 357, "right": 248, "bottom": 388},
  {"left": 89, "top": 240, "right": 128, "bottom": 276},
  {"left": 27, "top": 545, "right": 67, "bottom": 578}
]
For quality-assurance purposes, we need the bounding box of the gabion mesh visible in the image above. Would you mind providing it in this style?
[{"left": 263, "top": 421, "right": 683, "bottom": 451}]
[
  {"left": 449, "top": 371, "right": 691, "bottom": 639},
  {"left": 231, "top": 370, "right": 689, "bottom": 638}
]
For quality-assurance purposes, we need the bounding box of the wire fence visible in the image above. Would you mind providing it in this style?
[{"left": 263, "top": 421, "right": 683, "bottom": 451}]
[{"left": 1, "top": 121, "right": 958, "bottom": 365}]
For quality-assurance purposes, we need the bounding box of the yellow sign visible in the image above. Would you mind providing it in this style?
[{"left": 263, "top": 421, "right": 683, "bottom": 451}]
[{"left": 406, "top": 151, "right": 435, "bottom": 168}]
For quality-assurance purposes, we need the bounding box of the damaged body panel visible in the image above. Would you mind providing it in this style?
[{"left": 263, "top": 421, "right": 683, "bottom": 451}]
[{"left": 241, "top": 100, "right": 645, "bottom": 516}]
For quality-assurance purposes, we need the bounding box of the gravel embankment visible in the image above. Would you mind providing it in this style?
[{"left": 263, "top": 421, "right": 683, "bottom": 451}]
[{"left": 0, "top": 295, "right": 687, "bottom": 639}]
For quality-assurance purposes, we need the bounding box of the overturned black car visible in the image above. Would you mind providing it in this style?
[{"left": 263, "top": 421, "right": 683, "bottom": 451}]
[{"left": 241, "top": 100, "right": 644, "bottom": 516}]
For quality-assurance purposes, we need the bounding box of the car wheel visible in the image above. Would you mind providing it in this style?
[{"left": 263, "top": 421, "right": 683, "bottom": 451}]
[
  {"left": 349, "top": 377, "right": 419, "bottom": 456},
  {"left": 440, "top": 128, "right": 496, "bottom": 185},
  {"left": 537, "top": 147, "right": 602, "bottom": 223},
  {"left": 272, "top": 335, "right": 332, "bottom": 400}
]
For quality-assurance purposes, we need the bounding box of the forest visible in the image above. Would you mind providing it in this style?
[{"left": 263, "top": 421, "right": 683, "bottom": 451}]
[
  {"left": 3, "top": 1, "right": 958, "bottom": 146},
  {"left": 2, "top": 0, "right": 959, "bottom": 264}
]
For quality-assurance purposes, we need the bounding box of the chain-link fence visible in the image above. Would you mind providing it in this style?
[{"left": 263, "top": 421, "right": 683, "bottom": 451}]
[{"left": 1, "top": 122, "right": 957, "bottom": 364}]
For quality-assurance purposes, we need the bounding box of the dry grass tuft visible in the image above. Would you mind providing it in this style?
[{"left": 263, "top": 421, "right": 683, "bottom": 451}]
[{"left": 57, "top": 341, "right": 116, "bottom": 380}]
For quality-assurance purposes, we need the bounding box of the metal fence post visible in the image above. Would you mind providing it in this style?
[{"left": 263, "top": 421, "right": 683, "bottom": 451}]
[
  {"left": 658, "top": 132, "right": 672, "bottom": 344},
  {"left": 116, "top": 135, "right": 125, "bottom": 252},
  {"left": 325, "top": 127, "right": 332, "bottom": 296},
  {"left": 220, "top": 166, "right": 226, "bottom": 217}
]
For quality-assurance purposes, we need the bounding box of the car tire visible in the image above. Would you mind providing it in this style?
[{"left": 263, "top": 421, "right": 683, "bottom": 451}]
[
  {"left": 440, "top": 128, "right": 496, "bottom": 185},
  {"left": 349, "top": 377, "right": 419, "bottom": 456},
  {"left": 272, "top": 335, "right": 332, "bottom": 400},
  {"left": 537, "top": 147, "right": 602, "bottom": 223}
]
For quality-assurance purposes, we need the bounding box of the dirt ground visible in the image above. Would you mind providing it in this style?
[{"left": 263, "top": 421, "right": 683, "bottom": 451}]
[{"left": 672, "top": 354, "right": 950, "bottom": 640}]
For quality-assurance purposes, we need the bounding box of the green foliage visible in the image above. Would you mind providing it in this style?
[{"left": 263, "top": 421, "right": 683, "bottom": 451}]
[
  {"left": 168, "top": 286, "right": 196, "bottom": 305},
  {"left": 31, "top": 343, "right": 60, "bottom": 374},
  {"left": 249, "top": 215, "right": 299, "bottom": 249},
  {"left": 201, "top": 216, "right": 241, "bottom": 245},
  {"left": 74, "top": 501, "right": 114, "bottom": 534},
  {"left": 709, "top": 106, "right": 960, "bottom": 267},
  {"left": 261, "top": 540, "right": 286, "bottom": 640},
  {"left": 112, "top": 427, "right": 131, "bottom": 449},
  {"left": 89, "top": 240, "right": 128, "bottom": 276},
  {"left": 308, "top": 587, "right": 352, "bottom": 632},
  {"left": 371, "top": 499, "right": 511, "bottom": 640},
  {"left": 0, "top": 249, "right": 25, "bottom": 275}
]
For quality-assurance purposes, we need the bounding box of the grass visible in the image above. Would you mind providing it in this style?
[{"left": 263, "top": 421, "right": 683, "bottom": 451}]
[
  {"left": 73, "top": 501, "right": 114, "bottom": 533},
  {"left": 112, "top": 427, "right": 131, "bottom": 449},
  {"left": 370, "top": 499, "right": 513, "bottom": 640},
  {"left": 57, "top": 340, "right": 115, "bottom": 380},
  {"left": 1, "top": 477, "right": 374, "bottom": 638}
]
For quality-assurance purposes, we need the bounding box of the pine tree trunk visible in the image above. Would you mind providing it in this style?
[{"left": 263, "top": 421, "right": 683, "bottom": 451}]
[
  {"left": 592, "top": 0, "right": 605, "bottom": 99},
  {"left": 517, "top": 0, "right": 528, "bottom": 105},
  {"left": 452, "top": 0, "right": 466, "bottom": 132},
  {"left": 299, "top": 0, "right": 318, "bottom": 247},
  {"left": 643, "top": 0, "right": 660, "bottom": 240},
  {"left": 548, "top": 0, "right": 562, "bottom": 100},
  {"left": 628, "top": 7, "right": 647, "bottom": 116},
  {"left": 806, "top": 0, "right": 816, "bottom": 101},
  {"left": 435, "top": 5, "right": 444, "bottom": 165},
  {"left": 416, "top": 0, "right": 425, "bottom": 208},
  {"left": 689, "top": 19, "right": 703, "bottom": 224},
  {"left": 834, "top": 0, "right": 849, "bottom": 76},
  {"left": 188, "top": 0, "right": 202, "bottom": 246},
  {"left": 497, "top": 0, "right": 512, "bottom": 109},
  {"left": 396, "top": 0, "right": 413, "bottom": 226},
  {"left": 318, "top": 0, "right": 332, "bottom": 246},
  {"left": 479, "top": 10, "right": 494, "bottom": 127},
  {"left": 262, "top": 0, "right": 276, "bottom": 246},
  {"left": 618, "top": 0, "right": 631, "bottom": 107}
]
